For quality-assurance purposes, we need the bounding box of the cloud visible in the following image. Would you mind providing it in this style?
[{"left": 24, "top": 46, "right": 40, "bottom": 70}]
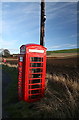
[
  {"left": 0, "top": 38, "right": 19, "bottom": 53},
  {"left": 0, "top": 38, "right": 18, "bottom": 49},
  {"left": 2, "top": 2, "right": 77, "bottom": 35},
  {"left": 2, "top": 2, "right": 40, "bottom": 35},
  {"left": 1, "top": 1, "right": 77, "bottom": 53},
  {"left": 49, "top": 45, "right": 61, "bottom": 49},
  {"left": 48, "top": 43, "right": 77, "bottom": 50},
  {"left": 69, "top": 34, "right": 77, "bottom": 38},
  {"left": 65, "top": 44, "right": 77, "bottom": 47},
  {"left": 1, "top": 2, "right": 40, "bottom": 53},
  {"left": 46, "top": 2, "right": 77, "bottom": 22}
]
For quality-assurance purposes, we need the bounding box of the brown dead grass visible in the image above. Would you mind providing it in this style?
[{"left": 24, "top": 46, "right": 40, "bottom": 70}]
[
  {"left": 33, "top": 73, "right": 79, "bottom": 118},
  {"left": 2, "top": 56, "right": 79, "bottom": 118},
  {"left": 31, "top": 56, "right": 79, "bottom": 118}
]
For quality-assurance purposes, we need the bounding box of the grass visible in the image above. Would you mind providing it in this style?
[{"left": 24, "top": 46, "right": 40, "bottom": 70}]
[
  {"left": 2, "top": 65, "right": 18, "bottom": 104},
  {"left": 47, "top": 48, "right": 79, "bottom": 55},
  {"left": 36, "top": 73, "right": 79, "bottom": 118},
  {"left": 2, "top": 60, "right": 79, "bottom": 118},
  {"left": 2, "top": 64, "right": 39, "bottom": 118}
]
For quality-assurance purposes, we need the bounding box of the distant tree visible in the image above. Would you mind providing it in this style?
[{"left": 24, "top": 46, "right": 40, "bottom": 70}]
[{"left": 3, "top": 49, "right": 10, "bottom": 57}]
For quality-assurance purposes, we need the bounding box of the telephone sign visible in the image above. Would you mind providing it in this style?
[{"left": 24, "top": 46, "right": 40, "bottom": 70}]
[{"left": 18, "top": 44, "right": 47, "bottom": 102}]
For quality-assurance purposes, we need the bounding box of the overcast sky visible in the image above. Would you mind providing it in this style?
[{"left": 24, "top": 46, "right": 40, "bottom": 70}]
[{"left": 0, "top": 0, "right": 78, "bottom": 54}]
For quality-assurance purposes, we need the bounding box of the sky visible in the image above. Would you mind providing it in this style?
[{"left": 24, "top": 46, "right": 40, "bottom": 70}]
[{"left": 0, "top": 0, "right": 78, "bottom": 54}]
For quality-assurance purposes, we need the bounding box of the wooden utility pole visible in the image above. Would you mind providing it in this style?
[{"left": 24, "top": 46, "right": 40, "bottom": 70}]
[{"left": 40, "top": 0, "right": 46, "bottom": 46}]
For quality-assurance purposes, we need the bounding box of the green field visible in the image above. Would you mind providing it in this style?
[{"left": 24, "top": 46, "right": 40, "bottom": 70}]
[{"left": 47, "top": 48, "right": 79, "bottom": 55}]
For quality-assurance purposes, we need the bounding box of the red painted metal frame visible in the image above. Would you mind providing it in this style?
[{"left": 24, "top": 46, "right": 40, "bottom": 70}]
[
  {"left": 18, "top": 55, "right": 23, "bottom": 100},
  {"left": 18, "top": 44, "right": 47, "bottom": 102}
]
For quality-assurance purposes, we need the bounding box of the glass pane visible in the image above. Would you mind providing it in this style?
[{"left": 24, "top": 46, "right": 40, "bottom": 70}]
[
  {"left": 20, "top": 57, "right": 23, "bottom": 62},
  {"left": 29, "top": 84, "right": 41, "bottom": 89},
  {"left": 31, "top": 68, "right": 42, "bottom": 73},
  {"left": 29, "top": 79, "right": 41, "bottom": 84},
  {"left": 31, "top": 74, "right": 42, "bottom": 78},
  {"left": 31, "top": 90, "right": 40, "bottom": 94},
  {"left": 29, "top": 94, "right": 41, "bottom": 99},
  {"left": 30, "top": 63, "right": 43, "bottom": 67},
  {"left": 30, "top": 57, "right": 43, "bottom": 62}
]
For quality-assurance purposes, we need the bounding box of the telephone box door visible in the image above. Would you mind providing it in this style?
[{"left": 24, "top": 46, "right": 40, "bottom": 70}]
[{"left": 23, "top": 44, "right": 46, "bottom": 102}]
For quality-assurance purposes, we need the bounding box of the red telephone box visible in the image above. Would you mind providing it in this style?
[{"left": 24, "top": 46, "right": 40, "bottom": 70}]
[{"left": 18, "top": 44, "right": 47, "bottom": 102}]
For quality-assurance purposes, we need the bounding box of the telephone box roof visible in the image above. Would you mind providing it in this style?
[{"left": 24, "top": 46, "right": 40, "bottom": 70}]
[{"left": 20, "top": 44, "right": 47, "bottom": 49}]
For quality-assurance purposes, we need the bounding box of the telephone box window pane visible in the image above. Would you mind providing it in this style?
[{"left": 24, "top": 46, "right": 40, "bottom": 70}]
[
  {"left": 29, "top": 79, "right": 41, "bottom": 84},
  {"left": 31, "top": 90, "right": 40, "bottom": 94},
  {"left": 31, "top": 68, "right": 42, "bottom": 73},
  {"left": 32, "top": 74, "right": 42, "bottom": 78},
  {"left": 29, "top": 84, "right": 41, "bottom": 89},
  {"left": 30, "top": 57, "right": 43, "bottom": 62},
  {"left": 29, "top": 94, "right": 41, "bottom": 99},
  {"left": 31, "top": 84, "right": 41, "bottom": 89},
  {"left": 30, "top": 63, "right": 43, "bottom": 67},
  {"left": 20, "top": 57, "right": 23, "bottom": 62}
]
